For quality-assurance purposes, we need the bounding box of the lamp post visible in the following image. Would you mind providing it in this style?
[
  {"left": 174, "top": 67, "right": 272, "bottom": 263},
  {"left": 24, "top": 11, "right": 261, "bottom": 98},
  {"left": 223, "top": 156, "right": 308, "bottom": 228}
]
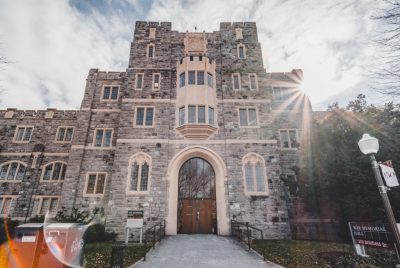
[{"left": 358, "top": 133, "right": 400, "bottom": 258}]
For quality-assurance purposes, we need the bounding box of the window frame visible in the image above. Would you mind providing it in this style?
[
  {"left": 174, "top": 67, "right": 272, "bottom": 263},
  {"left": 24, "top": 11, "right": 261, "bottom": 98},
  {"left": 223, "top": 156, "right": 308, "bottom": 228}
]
[
  {"left": 237, "top": 44, "right": 246, "bottom": 59},
  {"left": 152, "top": 73, "right": 161, "bottom": 91},
  {"left": 126, "top": 153, "right": 152, "bottom": 195},
  {"left": 0, "top": 161, "right": 27, "bottom": 182},
  {"left": 242, "top": 153, "right": 269, "bottom": 196},
  {"left": 248, "top": 73, "right": 258, "bottom": 90},
  {"left": 0, "top": 196, "right": 16, "bottom": 216},
  {"left": 207, "top": 72, "right": 213, "bottom": 88},
  {"left": 92, "top": 128, "right": 114, "bottom": 147},
  {"left": 55, "top": 126, "right": 74, "bottom": 143},
  {"left": 279, "top": 129, "right": 300, "bottom": 149},
  {"left": 101, "top": 85, "right": 120, "bottom": 101},
  {"left": 83, "top": 172, "right": 107, "bottom": 197},
  {"left": 179, "top": 72, "right": 186, "bottom": 88},
  {"left": 134, "top": 106, "right": 155, "bottom": 128},
  {"left": 13, "top": 125, "right": 34, "bottom": 143},
  {"left": 40, "top": 161, "right": 67, "bottom": 182},
  {"left": 35, "top": 196, "right": 60, "bottom": 216},
  {"left": 232, "top": 73, "right": 241, "bottom": 90},
  {"left": 135, "top": 73, "right": 144, "bottom": 90},
  {"left": 147, "top": 43, "right": 155, "bottom": 58},
  {"left": 238, "top": 107, "right": 259, "bottom": 128}
]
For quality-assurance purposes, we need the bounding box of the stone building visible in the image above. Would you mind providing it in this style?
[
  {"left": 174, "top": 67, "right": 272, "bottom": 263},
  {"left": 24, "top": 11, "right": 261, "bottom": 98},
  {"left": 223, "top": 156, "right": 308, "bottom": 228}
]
[{"left": 0, "top": 21, "right": 310, "bottom": 240}]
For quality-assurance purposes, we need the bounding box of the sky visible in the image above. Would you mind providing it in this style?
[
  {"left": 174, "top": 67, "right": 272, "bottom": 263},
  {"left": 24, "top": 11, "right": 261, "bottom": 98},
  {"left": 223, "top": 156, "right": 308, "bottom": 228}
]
[{"left": 0, "top": 0, "right": 396, "bottom": 110}]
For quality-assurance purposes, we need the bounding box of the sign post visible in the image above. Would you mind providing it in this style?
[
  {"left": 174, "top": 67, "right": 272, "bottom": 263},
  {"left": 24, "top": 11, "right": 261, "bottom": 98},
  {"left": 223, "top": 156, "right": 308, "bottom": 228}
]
[
  {"left": 125, "top": 211, "right": 144, "bottom": 244},
  {"left": 380, "top": 160, "right": 399, "bottom": 188}
]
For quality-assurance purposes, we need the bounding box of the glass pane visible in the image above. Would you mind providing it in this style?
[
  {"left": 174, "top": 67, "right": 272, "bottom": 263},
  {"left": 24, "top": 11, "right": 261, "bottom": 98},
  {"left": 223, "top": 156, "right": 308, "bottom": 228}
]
[
  {"left": 197, "top": 71, "right": 204, "bottom": 85},
  {"left": 16, "top": 128, "right": 24, "bottom": 141},
  {"left": 245, "top": 163, "right": 254, "bottom": 192},
  {"left": 8, "top": 162, "right": 18, "bottom": 180},
  {"left": 188, "top": 71, "right": 195, "bottom": 85},
  {"left": 65, "top": 128, "right": 73, "bottom": 142},
  {"left": 208, "top": 107, "right": 214, "bottom": 125},
  {"left": 145, "top": 108, "right": 154, "bottom": 126},
  {"left": 233, "top": 75, "right": 240, "bottom": 89},
  {"left": 239, "top": 46, "right": 244, "bottom": 58},
  {"left": 16, "top": 165, "right": 26, "bottom": 180},
  {"left": 1, "top": 198, "right": 11, "bottom": 214},
  {"left": 179, "top": 73, "right": 185, "bottom": 87},
  {"left": 136, "top": 108, "right": 145, "bottom": 125},
  {"left": 40, "top": 198, "right": 50, "bottom": 215},
  {"left": 104, "top": 130, "right": 112, "bottom": 146},
  {"left": 179, "top": 107, "right": 185, "bottom": 126},
  {"left": 250, "top": 75, "right": 257, "bottom": 89},
  {"left": 280, "top": 131, "right": 290, "bottom": 148},
  {"left": 188, "top": 106, "right": 196, "bottom": 123},
  {"left": 140, "top": 163, "right": 149, "bottom": 191},
  {"left": 148, "top": 45, "right": 154, "bottom": 57},
  {"left": 49, "top": 199, "right": 58, "bottom": 215},
  {"left": 136, "top": 74, "right": 143, "bottom": 88},
  {"left": 239, "top": 109, "right": 248, "bottom": 126},
  {"left": 154, "top": 74, "right": 160, "bottom": 88},
  {"left": 130, "top": 162, "right": 139, "bottom": 191},
  {"left": 111, "top": 87, "right": 118, "bottom": 99},
  {"left": 52, "top": 163, "right": 62, "bottom": 180},
  {"left": 23, "top": 127, "right": 32, "bottom": 141},
  {"left": 248, "top": 109, "right": 257, "bottom": 126},
  {"left": 198, "top": 106, "right": 206, "bottom": 123},
  {"left": 57, "top": 128, "right": 66, "bottom": 141},
  {"left": 95, "top": 129, "right": 103, "bottom": 147},
  {"left": 255, "top": 163, "right": 265, "bottom": 192},
  {"left": 0, "top": 164, "right": 9, "bottom": 180},
  {"left": 95, "top": 174, "right": 106, "bottom": 194},
  {"left": 207, "top": 72, "right": 213, "bottom": 87},
  {"left": 43, "top": 164, "right": 53, "bottom": 180},
  {"left": 103, "top": 87, "right": 110, "bottom": 99},
  {"left": 86, "top": 174, "right": 96, "bottom": 194},
  {"left": 289, "top": 130, "right": 298, "bottom": 148},
  {"left": 60, "top": 164, "right": 66, "bottom": 180}
]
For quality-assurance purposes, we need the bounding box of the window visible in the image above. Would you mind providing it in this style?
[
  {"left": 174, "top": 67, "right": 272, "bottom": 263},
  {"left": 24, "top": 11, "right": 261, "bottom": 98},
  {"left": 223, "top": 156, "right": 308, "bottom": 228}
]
[
  {"left": 239, "top": 108, "right": 257, "bottom": 127},
  {"left": 279, "top": 129, "right": 299, "bottom": 148},
  {"left": 85, "top": 173, "right": 106, "bottom": 196},
  {"left": 0, "top": 161, "right": 27, "bottom": 181},
  {"left": 197, "top": 71, "right": 204, "bottom": 85},
  {"left": 128, "top": 153, "right": 151, "bottom": 193},
  {"left": 37, "top": 197, "right": 59, "bottom": 216},
  {"left": 55, "top": 127, "right": 74, "bottom": 142},
  {"left": 190, "top": 56, "right": 193, "bottom": 61},
  {"left": 136, "top": 74, "right": 144, "bottom": 90},
  {"left": 135, "top": 107, "right": 154, "bottom": 127},
  {"left": 147, "top": 44, "right": 154, "bottom": 58},
  {"left": 188, "top": 105, "right": 196, "bottom": 123},
  {"left": 0, "top": 197, "right": 13, "bottom": 215},
  {"left": 207, "top": 72, "right": 213, "bottom": 88},
  {"left": 238, "top": 44, "right": 246, "bottom": 59},
  {"left": 273, "top": 87, "right": 294, "bottom": 101},
  {"left": 153, "top": 73, "right": 161, "bottom": 90},
  {"left": 13, "top": 126, "right": 33, "bottom": 142},
  {"left": 179, "top": 107, "right": 185, "bottom": 126},
  {"left": 94, "top": 128, "right": 113, "bottom": 147},
  {"left": 232, "top": 74, "right": 241, "bottom": 90},
  {"left": 208, "top": 107, "right": 214, "bottom": 125},
  {"left": 41, "top": 162, "right": 67, "bottom": 181},
  {"left": 198, "top": 106, "right": 206, "bottom": 123},
  {"left": 243, "top": 153, "right": 268, "bottom": 195},
  {"left": 188, "top": 71, "right": 196, "bottom": 85},
  {"left": 249, "top": 74, "right": 257, "bottom": 90},
  {"left": 102, "top": 86, "right": 119, "bottom": 100},
  {"left": 199, "top": 56, "right": 202, "bottom": 61},
  {"left": 179, "top": 72, "right": 185, "bottom": 87}
]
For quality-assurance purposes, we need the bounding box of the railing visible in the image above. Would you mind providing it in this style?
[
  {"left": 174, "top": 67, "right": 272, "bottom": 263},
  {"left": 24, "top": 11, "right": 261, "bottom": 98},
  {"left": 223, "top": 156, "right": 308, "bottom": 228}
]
[
  {"left": 110, "top": 244, "right": 125, "bottom": 268},
  {"left": 231, "top": 220, "right": 265, "bottom": 260},
  {"left": 143, "top": 220, "right": 166, "bottom": 261}
]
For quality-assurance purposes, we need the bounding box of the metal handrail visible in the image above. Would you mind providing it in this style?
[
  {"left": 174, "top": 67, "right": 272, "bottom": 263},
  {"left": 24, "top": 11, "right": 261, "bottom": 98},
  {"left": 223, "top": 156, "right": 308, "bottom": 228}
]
[
  {"left": 231, "top": 220, "right": 265, "bottom": 260},
  {"left": 143, "top": 219, "right": 166, "bottom": 261}
]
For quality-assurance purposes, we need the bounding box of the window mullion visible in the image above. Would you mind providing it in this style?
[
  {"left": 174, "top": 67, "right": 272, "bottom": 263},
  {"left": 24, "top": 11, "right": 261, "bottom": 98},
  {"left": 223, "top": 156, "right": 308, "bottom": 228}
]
[
  {"left": 247, "top": 109, "right": 250, "bottom": 127},
  {"left": 94, "top": 174, "right": 98, "bottom": 194}
]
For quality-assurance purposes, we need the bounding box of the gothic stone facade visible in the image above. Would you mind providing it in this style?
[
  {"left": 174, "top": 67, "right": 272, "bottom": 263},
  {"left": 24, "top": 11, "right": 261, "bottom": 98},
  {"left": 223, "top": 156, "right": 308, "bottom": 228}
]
[{"left": 0, "top": 21, "right": 309, "bottom": 240}]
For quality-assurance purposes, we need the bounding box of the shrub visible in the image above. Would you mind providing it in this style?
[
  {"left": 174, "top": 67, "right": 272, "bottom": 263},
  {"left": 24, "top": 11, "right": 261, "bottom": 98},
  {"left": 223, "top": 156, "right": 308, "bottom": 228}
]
[{"left": 335, "top": 254, "right": 377, "bottom": 268}]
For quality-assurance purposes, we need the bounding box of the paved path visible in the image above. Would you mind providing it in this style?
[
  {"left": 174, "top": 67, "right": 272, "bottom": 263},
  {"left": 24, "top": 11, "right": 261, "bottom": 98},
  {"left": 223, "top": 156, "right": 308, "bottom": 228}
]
[{"left": 132, "top": 234, "right": 280, "bottom": 268}]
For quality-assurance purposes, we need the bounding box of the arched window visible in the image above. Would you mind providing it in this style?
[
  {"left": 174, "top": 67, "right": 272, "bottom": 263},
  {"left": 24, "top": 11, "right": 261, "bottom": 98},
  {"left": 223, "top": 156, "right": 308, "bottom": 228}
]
[
  {"left": 0, "top": 161, "right": 27, "bottom": 181},
  {"left": 41, "top": 161, "right": 67, "bottom": 181},
  {"left": 242, "top": 153, "right": 268, "bottom": 195},
  {"left": 147, "top": 44, "right": 155, "bottom": 58},
  {"left": 127, "top": 153, "right": 151, "bottom": 193}
]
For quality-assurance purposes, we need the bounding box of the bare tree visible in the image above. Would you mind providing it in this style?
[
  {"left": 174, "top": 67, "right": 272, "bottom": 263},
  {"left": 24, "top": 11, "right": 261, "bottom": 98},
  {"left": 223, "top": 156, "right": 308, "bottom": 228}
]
[{"left": 370, "top": 0, "right": 400, "bottom": 96}]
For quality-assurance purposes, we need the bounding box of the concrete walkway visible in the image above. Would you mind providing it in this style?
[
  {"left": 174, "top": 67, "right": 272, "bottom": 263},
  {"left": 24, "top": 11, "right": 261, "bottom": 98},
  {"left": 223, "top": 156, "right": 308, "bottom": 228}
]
[{"left": 132, "top": 234, "right": 281, "bottom": 268}]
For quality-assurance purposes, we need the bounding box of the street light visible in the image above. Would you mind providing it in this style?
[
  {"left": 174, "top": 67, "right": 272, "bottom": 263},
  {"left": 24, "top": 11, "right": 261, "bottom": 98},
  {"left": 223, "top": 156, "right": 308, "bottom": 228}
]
[{"left": 358, "top": 133, "right": 400, "bottom": 259}]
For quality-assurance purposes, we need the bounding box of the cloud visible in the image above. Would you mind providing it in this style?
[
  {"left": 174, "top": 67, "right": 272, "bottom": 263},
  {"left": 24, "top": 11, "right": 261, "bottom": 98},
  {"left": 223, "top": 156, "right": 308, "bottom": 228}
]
[{"left": 0, "top": 0, "right": 388, "bottom": 110}]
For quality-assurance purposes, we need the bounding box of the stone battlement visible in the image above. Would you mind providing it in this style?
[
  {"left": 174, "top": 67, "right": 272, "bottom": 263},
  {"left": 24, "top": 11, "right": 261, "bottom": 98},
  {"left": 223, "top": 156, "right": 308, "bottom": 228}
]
[{"left": 0, "top": 108, "right": 78, "bottom": 119}]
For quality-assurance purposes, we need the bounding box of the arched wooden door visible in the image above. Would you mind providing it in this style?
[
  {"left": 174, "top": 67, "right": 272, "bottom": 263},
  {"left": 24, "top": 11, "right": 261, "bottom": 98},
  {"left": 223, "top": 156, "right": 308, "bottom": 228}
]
[{"left": 177, "top": 158, "right": 217, "bottom": 234}]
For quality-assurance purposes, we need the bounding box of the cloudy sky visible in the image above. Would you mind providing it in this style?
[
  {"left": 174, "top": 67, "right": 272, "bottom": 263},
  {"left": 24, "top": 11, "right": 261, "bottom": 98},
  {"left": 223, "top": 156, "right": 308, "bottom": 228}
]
[{"left": 0, "top": 0, "right": 396, "bottom": 110}]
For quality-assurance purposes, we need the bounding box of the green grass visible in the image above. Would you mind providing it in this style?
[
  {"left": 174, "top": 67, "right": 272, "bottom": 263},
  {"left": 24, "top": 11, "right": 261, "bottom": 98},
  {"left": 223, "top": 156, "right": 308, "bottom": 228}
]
[{"left": 83, "top": 242, "right": 152, "bottom": 268}]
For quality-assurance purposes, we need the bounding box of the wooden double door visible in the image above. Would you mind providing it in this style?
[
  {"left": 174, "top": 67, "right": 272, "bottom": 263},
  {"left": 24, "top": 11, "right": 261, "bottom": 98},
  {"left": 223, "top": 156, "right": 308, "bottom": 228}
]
[{"left": 180, "top": 199, "right": 215, "bottom": 234}]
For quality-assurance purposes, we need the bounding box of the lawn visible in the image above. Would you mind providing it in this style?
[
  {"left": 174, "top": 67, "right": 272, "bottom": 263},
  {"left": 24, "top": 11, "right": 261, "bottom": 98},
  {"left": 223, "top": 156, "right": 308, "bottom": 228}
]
[
  {"left": 252, "top": 240, "right": 398, "bottom": 268},
  {"left": 84, "top": 242, "right": 152, "bottom": 268}
]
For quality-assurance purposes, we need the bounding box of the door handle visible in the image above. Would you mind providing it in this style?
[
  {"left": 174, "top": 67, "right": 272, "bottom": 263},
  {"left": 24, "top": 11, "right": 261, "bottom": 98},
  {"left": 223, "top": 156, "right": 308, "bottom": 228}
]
[{"left": 196, "top": 211, "right": 200, "bottom": 221}]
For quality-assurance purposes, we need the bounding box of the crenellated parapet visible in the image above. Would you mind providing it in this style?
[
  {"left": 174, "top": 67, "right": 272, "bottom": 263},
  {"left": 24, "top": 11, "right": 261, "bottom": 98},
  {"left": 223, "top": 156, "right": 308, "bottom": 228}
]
[{"left": 0, "top": 108, "right": 79, "bottom": 120}]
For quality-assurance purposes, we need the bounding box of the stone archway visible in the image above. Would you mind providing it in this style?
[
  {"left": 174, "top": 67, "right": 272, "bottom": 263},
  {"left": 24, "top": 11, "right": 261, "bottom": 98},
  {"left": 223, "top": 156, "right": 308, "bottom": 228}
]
[{"left": 165, "top": 146, "right": 229, "bottom": 235}]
